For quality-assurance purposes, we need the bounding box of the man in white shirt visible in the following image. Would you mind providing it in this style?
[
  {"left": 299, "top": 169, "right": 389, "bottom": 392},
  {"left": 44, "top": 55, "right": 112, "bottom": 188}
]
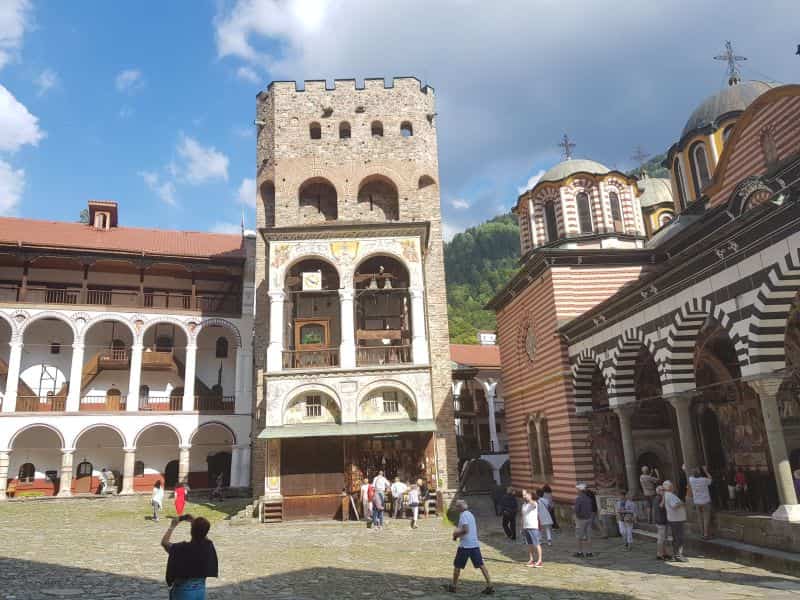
[
  {"left": 688, "top": 466, "right": 713, "bottom": 539},
  {"left": 521, "top": 490, "right": 542, "bottom": 568},
  {"left": 663, "top": 480, "right": 688, "bottom": 562},
  {"left": 372, "top": 471, "right": 389, "bottom": 501},
  {"left": 640, "top": 466, "right": 660, "bottom": 522},
  {"left": 445, "top": 500, "right": 494, "bottom": 595},
  {"left": 390, "top": 477, "right": 408, "bottom": 519}
]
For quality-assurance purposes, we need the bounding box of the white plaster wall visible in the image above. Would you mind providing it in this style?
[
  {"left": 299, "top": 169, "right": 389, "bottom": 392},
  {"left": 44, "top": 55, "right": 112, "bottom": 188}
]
[
  {"left": 136, "top": 426, "right": 180, "bottom": 473},
  {"left": 196, "top": 328, "right": 236, "bottom": 394},
  {"left": 19, "top": 320, "right": 73, "bottom": 395}
]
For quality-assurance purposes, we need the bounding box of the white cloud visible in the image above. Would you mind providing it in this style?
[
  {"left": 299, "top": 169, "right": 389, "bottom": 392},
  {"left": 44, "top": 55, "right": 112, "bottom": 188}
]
[
  {"left": 0, "top": 159, "right": 23, "bottom": 214},
  {"left": 442, "top": 221, "right": 461, "bottom": 242},
  {"left": 0, "top": 84, "right": 44, "bottom": 152},
  {"left": 449, "top": 198, "right": 470, "bottom": 210},
  {"left": 176, "top": 134, "right": 229, "bottom": 184},
  {"left": 517, "top": 169, "right": 545, "bottom": 195},
  {"left": 236, "top": 177, "right": 255, "bottom": 207},
  {"left": 0, "top": 0, "right": 31, "bottom": 70},
  {"left": 34, "top": 68, "right": 58, "bottom": 96},
  {"left": 139, "top": 170, "right": 177, "bottom": 206},
  {"left": 115, "top": 68, "right": 144, "bottom": 93},
  {"left": 236, "top": 65, "right": 260, "bottom": 84},
  {"left": 118, "top": 105, "right": 134, "bottom": 119},
  {"left": 233, "top": 125, "right": 254, "bottom": 138},
  {"left": 211, "top": 221, "right": 241, "bottom": 234}
]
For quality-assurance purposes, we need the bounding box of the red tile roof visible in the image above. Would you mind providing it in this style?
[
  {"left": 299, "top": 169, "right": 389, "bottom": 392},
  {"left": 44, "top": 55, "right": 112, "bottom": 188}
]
[
  {"left": 450, "top": 344, "right": 501, "bottom": 368},
  {"left": 0, "top": 216, "right": 244, "bottom": 260}
]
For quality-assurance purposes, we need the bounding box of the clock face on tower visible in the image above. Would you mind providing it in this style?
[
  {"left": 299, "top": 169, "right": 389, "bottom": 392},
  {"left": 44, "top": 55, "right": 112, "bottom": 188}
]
[{"left": 302, "top": 270, "right": 322, "bottom": 291}]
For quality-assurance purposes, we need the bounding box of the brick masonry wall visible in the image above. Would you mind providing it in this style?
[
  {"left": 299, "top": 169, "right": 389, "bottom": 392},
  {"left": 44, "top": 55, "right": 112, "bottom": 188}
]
[{"left": 252, "top": 77, "right": 457, "bottom": 493}]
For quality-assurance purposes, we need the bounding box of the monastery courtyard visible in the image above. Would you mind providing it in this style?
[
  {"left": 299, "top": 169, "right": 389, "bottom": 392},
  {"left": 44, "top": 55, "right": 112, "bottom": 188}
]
[{"left": 0, "top": 499, "right": 798, "bottom": 599}]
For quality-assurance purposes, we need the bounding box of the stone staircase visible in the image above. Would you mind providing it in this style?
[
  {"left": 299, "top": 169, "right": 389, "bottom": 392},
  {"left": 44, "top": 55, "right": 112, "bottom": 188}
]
[{"left": 229, "top": 496, "right": 284, "bottom": 524}]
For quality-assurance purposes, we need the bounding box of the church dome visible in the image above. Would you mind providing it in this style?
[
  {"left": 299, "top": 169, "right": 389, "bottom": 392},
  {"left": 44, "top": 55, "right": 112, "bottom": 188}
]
[
  {"left": 539, "top": 159, "right": 611, "bottom": 184},
  {"left": 680, "top": 80, "right": 778, "bottom": 139},
  {"left": 637, "top": 178, "right": 673, "bottom": 208}
]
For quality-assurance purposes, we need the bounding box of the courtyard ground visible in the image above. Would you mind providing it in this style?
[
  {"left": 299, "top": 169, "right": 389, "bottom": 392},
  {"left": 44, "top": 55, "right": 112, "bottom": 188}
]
[{"left": 1, "top": 497, "right": 799, "bottom": 599}]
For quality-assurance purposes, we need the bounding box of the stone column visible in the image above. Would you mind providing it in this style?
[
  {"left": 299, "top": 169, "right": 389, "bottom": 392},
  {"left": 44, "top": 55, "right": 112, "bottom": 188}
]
[
  {"left": 121, "top": 448, "right": 136, "bottom": 495},
  {"left": 614, "top": 405, "right": 639, "bottom": 494},
  {"left": 234, "top": 346, "right": 252, "bottom": 414},
  {"left": 178, "top": 445, "right": 191, "bottom": 485},
  {"left": 452, "top": 381, "right": 464, "bottom": 436},
  {"left": 66, "top": 342, "right": 85, "bottom": 412},
  {"left": 266, "top": 290, "right": 285, "bottom": 371},
  {"left": 339, "top": 288, "right": 356, "bottom": 369},
  {"left": 127, "top": 343, "right": 143, "bottom": 411},
  {"left": 751, "top": 379, "right": 800, "bottom": 522},
  {"left": 480, "top": 380, "right": 500, "bottom": 452},
  {"left": 0, "top": 450, "right": 9, "bottom": 501},
  {"left": 2, "top": 340, "right": 22, "bottom": 413},
  {"left": 182, "top": 343, "right": 197, "bottom": 412},
  {"left": 230, "top": 445, "right": 242, "bottom": 488},
  {"left": 669, "top": 394, "right": 699, "bottom": 474},
  {"left": 409, "top": 288, "right": 429, "bottom": 365},
  {"left": 57, "top": 449, "right": 74, "bottom": 497}
]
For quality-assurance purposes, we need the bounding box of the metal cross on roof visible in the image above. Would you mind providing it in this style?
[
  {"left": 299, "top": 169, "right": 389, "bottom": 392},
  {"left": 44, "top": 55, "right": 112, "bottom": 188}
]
[
  {"left": 559, "top": 134, "right": 576, "bottom": 160},
  {"left": 631, "top": 145, "right": 650, "bottom": 166},
  {"left": 714, "top": 40, "right": 747, "bottom": 86}
]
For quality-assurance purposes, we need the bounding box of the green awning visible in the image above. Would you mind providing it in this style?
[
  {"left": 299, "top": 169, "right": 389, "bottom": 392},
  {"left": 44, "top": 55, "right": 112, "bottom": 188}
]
[{"left": 258, "top": 419, "right": 437, "bottom": 440}]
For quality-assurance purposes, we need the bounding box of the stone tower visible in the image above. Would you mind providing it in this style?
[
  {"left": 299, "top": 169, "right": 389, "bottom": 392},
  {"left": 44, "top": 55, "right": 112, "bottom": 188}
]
[{"left": 252, "top": 77, "right": 456, "bottom": 518}]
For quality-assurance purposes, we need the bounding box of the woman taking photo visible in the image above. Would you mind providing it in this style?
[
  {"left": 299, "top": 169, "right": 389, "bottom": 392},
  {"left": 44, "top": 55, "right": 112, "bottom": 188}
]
[{"left": 161, "top": 515, "right": 218, "bottom": 599}]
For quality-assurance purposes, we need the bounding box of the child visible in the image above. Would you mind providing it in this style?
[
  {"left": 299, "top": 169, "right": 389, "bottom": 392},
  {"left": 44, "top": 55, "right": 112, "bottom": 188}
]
[
  {"left": 521, "top": 489, "right": 543, "bottom": 568},
  {"left": 408, "top": 484, "right": 421, "bottom": 529},
  {"left": 615, "top": 491, "right": 636, "bottom": 550},
  {"left": 151, "top": 480, "right": 164, "bottom": 522},
  {"left": 536, "top": 487, "right": 554, "bottom": 546}
]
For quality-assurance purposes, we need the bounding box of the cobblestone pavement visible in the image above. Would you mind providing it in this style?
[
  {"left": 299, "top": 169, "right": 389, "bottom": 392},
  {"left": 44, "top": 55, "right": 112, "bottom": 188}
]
[{"left": 1, "top": 497, "right": 799, "bottom": 599}]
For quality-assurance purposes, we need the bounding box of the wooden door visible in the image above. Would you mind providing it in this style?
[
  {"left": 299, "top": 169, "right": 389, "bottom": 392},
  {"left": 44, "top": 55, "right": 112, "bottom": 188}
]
[{"left": 74, "top": 460, "right": 93, "bottom": 493}]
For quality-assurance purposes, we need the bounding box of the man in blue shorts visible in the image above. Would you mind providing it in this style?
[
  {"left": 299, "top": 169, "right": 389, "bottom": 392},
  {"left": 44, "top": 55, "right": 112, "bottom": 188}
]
[{"left": 444, "top": 499, "right": 494, "bottom": 595}]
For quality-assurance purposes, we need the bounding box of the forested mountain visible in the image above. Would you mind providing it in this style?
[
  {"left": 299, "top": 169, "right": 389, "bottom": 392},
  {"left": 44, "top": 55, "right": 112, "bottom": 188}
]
[{"left": 444, "top": 214, "right": 520, "bottom": 343}]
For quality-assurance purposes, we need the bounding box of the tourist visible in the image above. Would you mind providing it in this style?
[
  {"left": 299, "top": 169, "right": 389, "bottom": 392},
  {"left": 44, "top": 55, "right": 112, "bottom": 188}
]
[
  {"left": 689, "top": 466, "right": 713, "bottom": 539},
  {"left": 408, "top": 483, "right": 421, "bottom": 529},
  {"left": 663, "top": 480, "right": 688, "bottom": 562},
  {"left": 542, "top": 484, "right": 559, "bottom": 529},
  {"left": 209, "top": 473, "right": 224, "bottom": 502},
  {"left": 499, "top": 486, "right": 518, "bottom": 541},
  {"left": 175, "top": 482, "right": 188, "bottom": 517},
  {"left": 653, "top": 485, "right": 672, "bottom": 560},
  {"left": 585, "top": 486, "right": 601, "bottom": 535},
  {"left": 615, "top": 490, "right": 636, "bottom": 551},
  {"left": 360, "top": 477, "right": 372, "bottom": 521},
  {"left": 735, "top": 466, "right": 750, "bottom": 511},
  {"left": 536, "top": 487, "right": 554, "bottom": 546},
  {"left": 444, "top": 499, "right": 494, "bottom": 595},
  {"left": 573, "top": 483, "right": 594, "bottom": 558},
  {"left": 521, "top": 490, "right": 543, "bottom": 568},
  {"left": 371, "top": 486, "right": 385, "bottom": 530},
  {"left": 152, "top": 480, "right": 165, "bottom": 522},
  {"left": 677, "top": 464, "right": 688, "bottom": 502},
  {"left": 391, "top": 477, "right": 408, "bottom": 518},
  {"left": 640, "top": 466, "right": 660, "bottom": 522},
  {"left": 418, "top": 478, "right": 430, "bottom": 518},
  {"left": 99, "top": 468, "right": 109, "bottom": 494},
  {"left": 161, "top": 515, "right": 218, "bottom": 599},
  {"left": 372, "top": 470, "right": 389, "bottom": 502}
]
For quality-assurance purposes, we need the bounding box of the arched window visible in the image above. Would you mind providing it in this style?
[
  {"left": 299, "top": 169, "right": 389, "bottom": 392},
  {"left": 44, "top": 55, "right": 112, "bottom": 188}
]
[
  {"left": 609, "top": 191, "right": 623, "bottom": 233},
  {"left": 299, "top": 178, "right": 338, "bottom": 222},
  {"left": 215, "top": 336, "right": 229, "bottom": 358},
  {"left": 400, "top": 121, "right": 413, "bottom": 137},
  {"left": 528, "top": 419, "right": 542, "bottom": 476},
  {"left": 309, "top": 122, "right": 322, "bottom": 139},
  {"left": 260, "top": 180, "right": 276, "bottom": 228},
  {"left": 18, "top": 462, "right": 35, "bottom": 483},
  {"left": 539, "top": 418, "right": 553, "bottom": 476},
  {"left": 339, "top": 122, "right": 351, "bottom": 139},
  {"left": 134, "top": 460, "right": 145, "bottom": 477},
  {"left": 576, "top": 191, "right": 593, "bottom": 234},
  {"left": 544, "top": 201, "right": 558, "bottom": 242},
  {"left": 673, "top": 158, "right": 688, "bottom": 210},
  {"left": 371, "top": 121, "right": 383, "bottom": 137},
  {"left": 50, "top": 342, "right": 60, "bottom": 354},
  {"left": 722, "top": 124, "right": 735, "bottom": 145},
  {"left": 660, "top": 212, "right": 674, "bottom": 227},
  {"left": 690, "top": 142, "right": 711, "bottom": 197}
]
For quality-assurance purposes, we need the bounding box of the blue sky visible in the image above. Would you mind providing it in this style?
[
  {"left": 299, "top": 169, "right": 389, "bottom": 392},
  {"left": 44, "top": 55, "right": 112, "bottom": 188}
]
[{"left": 1, "top": 1, "right": 799, "bottom": 239}]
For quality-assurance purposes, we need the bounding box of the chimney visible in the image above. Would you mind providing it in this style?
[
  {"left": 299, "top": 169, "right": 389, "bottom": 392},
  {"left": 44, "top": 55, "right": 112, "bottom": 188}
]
[{"left": 87, "top": 200, "right": 118, "bottom": 230}]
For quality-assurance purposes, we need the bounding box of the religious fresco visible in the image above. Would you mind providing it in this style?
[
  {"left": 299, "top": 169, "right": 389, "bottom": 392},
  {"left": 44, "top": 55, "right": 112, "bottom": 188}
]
[
  {"left": 705, "top": 387, "right": 769, "bottom": 470},
  {"left": 589, "top": 411, "right": 626, "bottom": 490}
]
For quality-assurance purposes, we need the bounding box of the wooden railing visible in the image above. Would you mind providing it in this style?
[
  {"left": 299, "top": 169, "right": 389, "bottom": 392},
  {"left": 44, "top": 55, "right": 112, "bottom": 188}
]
[
  {"left": 16, "top": 396, "right": 66, "bottom": 412},
  {"left": 194, "top": 395, "right": 235, "bottom": 413},
  {"left": 356, "top": 344, "right": 411, "bottom": 366},
  {"left": 80, "top": 395, "right": 126, "bottom": 411},
  {"left": 139, "top": 395, "right": 182, "bottom": 412},
  {"left": 3, "top": 283, "right": 241, "bottom": 316},
  {"left": 141, "top": 350, "right": 175, "bottom": 370},
  {"left": 282, "top": 348, "right": 339, "bottom": 369}
]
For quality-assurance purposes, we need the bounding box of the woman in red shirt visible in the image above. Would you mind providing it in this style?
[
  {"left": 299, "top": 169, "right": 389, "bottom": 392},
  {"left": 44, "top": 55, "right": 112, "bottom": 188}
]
[{"left": 174, "top": 482, "right": 188, "bottom": 516}]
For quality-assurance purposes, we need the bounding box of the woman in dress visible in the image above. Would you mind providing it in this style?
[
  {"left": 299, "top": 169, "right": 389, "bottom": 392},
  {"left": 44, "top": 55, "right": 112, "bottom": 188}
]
[
  {"left": 152, "top": 480, "right": 164, "bottom": 522},
  {"left": 174, "top": 482, "right": 188, "bottom": 517}
]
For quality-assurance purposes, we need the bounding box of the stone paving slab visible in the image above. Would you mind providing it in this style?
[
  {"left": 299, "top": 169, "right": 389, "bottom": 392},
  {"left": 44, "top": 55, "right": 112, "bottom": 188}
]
[{"left": 1, "top": 497, "right": 799, "bottom": 599}]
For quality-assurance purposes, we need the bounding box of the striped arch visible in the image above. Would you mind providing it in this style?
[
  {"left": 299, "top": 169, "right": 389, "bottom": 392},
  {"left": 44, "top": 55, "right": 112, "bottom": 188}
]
[
  {"left": 572, "top": 348, "right": 604, "bottom": 415},
  {"left": 663, "top": 297, "right": 745, "bottom": 393},
  {"left": 747, "top": 247, "right": 800, "bottom": 374},
  {"left": 609, "top": 329, "right": 665, "bottom": 406}
]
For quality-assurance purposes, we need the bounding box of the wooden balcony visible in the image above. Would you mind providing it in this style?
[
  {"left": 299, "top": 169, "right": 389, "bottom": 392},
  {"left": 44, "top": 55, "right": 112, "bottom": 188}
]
[
  {"left": 80, "top": 395, "right": 126, "bottom": 411},
  {"left": 97, "top": 348, "right": 130, "bottom": 369},
  {"left": 194, "top": 395, "right": 235, "bottom": 414},
  {"left": 282, "top": 348, "right": 339, "bottom": 370},
  {"left": 139, "top": 395, "right": 182, "bottom": 412},
  {"left": 356, "top": 344, "right": 411, "bottom": 366},
  {"left": 141, "top": 350, "right": 175, "bottom": 370},
  {"left": 16, "top": 396, "right": 66, "bottom": 412}
]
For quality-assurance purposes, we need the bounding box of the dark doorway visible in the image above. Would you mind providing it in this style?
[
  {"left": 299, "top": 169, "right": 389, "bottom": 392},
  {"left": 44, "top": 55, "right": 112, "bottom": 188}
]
[
  {"left": 637, "top": 451, "right": 664, "bottom": 480},
  {"left": 207, "top": 452, "right": 232, "bottom": 488},
  {"left": 700, "top": 408, "right": 726, "bottom": 472},
  {"left": 164, "top": 460, "right": 179, "bottom": 489}
]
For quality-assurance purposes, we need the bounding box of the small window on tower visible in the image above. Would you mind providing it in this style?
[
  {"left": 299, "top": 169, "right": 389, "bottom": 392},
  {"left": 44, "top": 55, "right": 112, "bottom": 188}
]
[
  {"left": 50, "top": 342, "right": 61, "bottom": 355},
  {"left": 309, "top": 122, "right": 322, "bottom": 140},
  {"left": 339, "top": 122, "right": 351, "bottom": 139},
  {"left": 371, "top": 121, "right": 383, "bottom": 137},
  {"left": 400, "top": 122, "right": 413, "bottom": 137},
  {"left": 576, "top": 192, "right": 593, "bottom": 234},
  {"left": 609, "top": 191, "right": 623, "bottom": 232}
]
